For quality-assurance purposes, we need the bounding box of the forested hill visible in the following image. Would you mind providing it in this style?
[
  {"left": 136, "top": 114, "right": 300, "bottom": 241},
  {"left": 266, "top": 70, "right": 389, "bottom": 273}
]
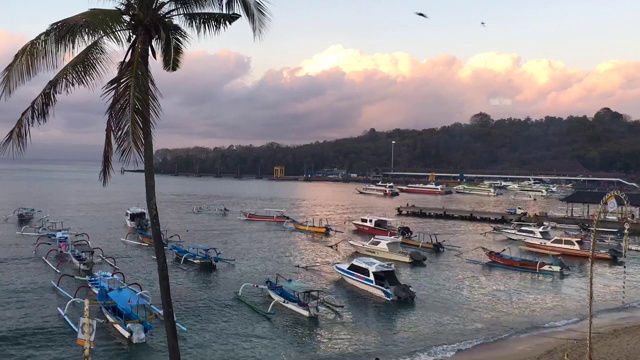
[{"left": 154, "top": 107, "right": 640, "bottom": 177}]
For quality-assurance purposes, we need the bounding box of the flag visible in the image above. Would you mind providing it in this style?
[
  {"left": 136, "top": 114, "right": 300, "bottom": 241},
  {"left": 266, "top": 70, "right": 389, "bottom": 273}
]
[{"left": 607, "top": 195, "right": 618, "bottom": 212}]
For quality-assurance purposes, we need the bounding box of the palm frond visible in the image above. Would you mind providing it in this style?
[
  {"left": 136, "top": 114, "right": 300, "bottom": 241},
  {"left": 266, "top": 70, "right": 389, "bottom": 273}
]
[
  {"left": 0, "top": 8, "right": 127, "bottom": 99},
  {"left": 177, "top": 12, "right": 240, "bottom": 38},
  {"left": 102, "top": 39, "right": 162, "bottom": 180},
  {"left": 99, "top": 117, "right": 115, "bottom": 186},
  {"left": 156, "top": 22, "right": 190, "bottom": 72},
  {"left": 222, "top": 0, "right": 271, "bottom": 40},
  {"left": 0, "top": 39, "right": 113, "bottom": 156}
]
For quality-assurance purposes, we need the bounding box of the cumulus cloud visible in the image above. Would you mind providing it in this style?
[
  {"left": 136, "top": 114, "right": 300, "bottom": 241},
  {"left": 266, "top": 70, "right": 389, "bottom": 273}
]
[{"left": 0, "top": 30, "right": 639, "bottom": 158}]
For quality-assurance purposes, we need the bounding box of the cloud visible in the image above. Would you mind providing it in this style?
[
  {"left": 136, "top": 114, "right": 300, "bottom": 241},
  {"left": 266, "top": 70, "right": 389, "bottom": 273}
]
[{"left": 1, "top": 31, "right": 640, "bottom": 160}]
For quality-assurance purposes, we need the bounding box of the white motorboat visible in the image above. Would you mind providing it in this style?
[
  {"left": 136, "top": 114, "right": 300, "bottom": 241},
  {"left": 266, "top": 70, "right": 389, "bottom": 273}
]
[
  {"left": 125, "top": 206, "right": 149, "bottom": 229},
  {"left": 453, "top": 184, "right": 500, "bottom": 196},
  {"left": 492, "top": 224, "right": 553, "bottom": 242},
  {"left": 356, "top": 182, "right": 400, "bottom": 197},
  {"left": 397, "top": 183, "right": 451, "bottom": 195},
  {"left": 348, "top": 236, "right": 426, "bottom": 263},
  {"left": 334, "top": 257, "right": 416, "bottom": 301}
]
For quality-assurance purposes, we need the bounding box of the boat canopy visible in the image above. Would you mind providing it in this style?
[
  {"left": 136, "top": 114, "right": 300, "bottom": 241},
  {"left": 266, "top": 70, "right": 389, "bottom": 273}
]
[
  {"left": 107, "top": 288, "right": 151, "bottom": 310},
  {"left": 354, "top": 257, "right": 395, "bottom": 272},
  {"left": 281, "top": 280, "right": 320, "bottom": 293}
]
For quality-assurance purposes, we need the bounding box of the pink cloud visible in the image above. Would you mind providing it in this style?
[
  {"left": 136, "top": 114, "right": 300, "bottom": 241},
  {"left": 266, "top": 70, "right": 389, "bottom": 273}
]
[{"left": 0, "top": 30, "right": 639, "bottom": 154}]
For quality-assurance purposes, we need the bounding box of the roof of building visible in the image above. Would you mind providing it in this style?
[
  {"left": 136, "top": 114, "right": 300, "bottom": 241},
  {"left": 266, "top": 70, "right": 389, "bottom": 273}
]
[{"left": 560, "top": 191, "right": 640, "bottom": 206}]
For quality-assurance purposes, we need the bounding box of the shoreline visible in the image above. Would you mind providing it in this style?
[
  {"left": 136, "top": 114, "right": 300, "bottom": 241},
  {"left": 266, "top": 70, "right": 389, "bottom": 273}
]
[{"left": 449, "top": 308, "right": 640, "bottom": 360}]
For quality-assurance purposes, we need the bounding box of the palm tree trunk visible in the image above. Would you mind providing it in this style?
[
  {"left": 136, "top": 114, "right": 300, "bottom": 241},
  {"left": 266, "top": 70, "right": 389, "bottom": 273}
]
[{"left": 140, "top": 33, "right": 181, "bottom": 360}]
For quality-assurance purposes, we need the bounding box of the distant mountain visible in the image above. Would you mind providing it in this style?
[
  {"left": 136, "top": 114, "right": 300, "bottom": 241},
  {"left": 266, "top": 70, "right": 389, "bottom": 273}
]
[{"left": 153, "top": 107, "right": 639, "bottom": 178}]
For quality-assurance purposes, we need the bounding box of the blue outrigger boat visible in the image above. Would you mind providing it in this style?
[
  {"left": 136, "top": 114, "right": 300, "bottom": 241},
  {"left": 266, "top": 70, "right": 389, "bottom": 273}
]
[
  {"left": 52, "top": 271, "right": 186, "bottom": 343},
  {"left": 168, "top": 244, "right": 235, "bottom": 269}
]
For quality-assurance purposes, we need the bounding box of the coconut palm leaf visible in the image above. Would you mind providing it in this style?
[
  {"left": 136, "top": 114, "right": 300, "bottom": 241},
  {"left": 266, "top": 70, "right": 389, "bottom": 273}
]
[
  {"left": 0, "top": 39, "right": 113, "bottom": 156},
  {"left": 177, "top": 12, "right": 241, "bottom": 37},
  {"left": 156, "top": 22, "right": 190, "bottom": 72}
]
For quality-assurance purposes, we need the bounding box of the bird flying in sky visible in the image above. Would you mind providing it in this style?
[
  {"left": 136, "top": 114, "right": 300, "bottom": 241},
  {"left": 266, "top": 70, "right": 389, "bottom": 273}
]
[
  {"left": 481, "top": 22, "right": 486, "bottom": 27},
  {"left": 415, "top": 12, "right": 428, "bottom": 19}
]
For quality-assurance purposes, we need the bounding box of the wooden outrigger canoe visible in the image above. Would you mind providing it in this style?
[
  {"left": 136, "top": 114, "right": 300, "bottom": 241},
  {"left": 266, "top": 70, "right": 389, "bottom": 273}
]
[
  {"left": 400, "top": 233, "right": 446, "bottom": 252},
  {"left": 289, "top": 218, "right": 337, "bottom": 235},
  {"left": 120, "top": 229, "right": 182, "bottom": 247}
]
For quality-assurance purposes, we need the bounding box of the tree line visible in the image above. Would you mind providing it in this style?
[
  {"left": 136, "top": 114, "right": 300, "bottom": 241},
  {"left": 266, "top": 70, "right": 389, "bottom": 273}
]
[{"left": 154, "top": 107, "right": 640, "bottom": 178}]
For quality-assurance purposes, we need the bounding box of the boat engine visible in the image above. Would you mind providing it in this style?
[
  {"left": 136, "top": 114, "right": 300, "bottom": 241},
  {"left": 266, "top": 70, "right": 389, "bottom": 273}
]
[
  {"left": 608, "top": 247, "right": 624, "bottom": 260},
  {"left": 409, "top": 251, "right": 427, "bottom": 264},
  {"left": 398, "top": 226, "right": 413, "bottom": 238},
  {"left": 433, "top": 241, "right": 445, "bottom": 253},
  {"left": 127, "top": 323, "right": 146, "bottom": 343},
  {"left": 393, "top": 284, "right": 416, "bottom": 302},
  {"left": 135, "top": 217, "right": 150, "bottom": 230}
]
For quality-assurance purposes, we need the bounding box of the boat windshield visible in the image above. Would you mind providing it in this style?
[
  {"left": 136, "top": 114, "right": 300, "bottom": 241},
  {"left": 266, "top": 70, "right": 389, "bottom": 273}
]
[
  {"left": 373, "top": 219, "right": 389, "bottom": 228},
  {"left": 386, "top": 242, "right": 402, "bottom": 252},
  {"left": 127, "top": 212, "right": 146, "bottom": 221},
  {"left": 373, "top": 270, "right": 401, "bottom": 287},
  {"left": 541, "top": 231, "right": 553, "bottom": 240}
]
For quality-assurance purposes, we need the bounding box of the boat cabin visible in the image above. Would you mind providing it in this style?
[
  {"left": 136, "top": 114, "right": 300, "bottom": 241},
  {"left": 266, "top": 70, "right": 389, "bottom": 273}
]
[
  {"left": 126, "top": 207, "right": 148, "bottom": 223},
  {"left": 357, "top": 216, "right": 395, "bottom": 229},
  {"left": 545, "top": 237, "right": 583, "bottom": 250},
  {"left": 514, "top": 226, "right": 553, "bottom": 240},
  {"left": 367, "top": 236, "right": 404, "bottom": 252},
  {"left": 345, "top": 258, "right": 401, "bottom": 288}
]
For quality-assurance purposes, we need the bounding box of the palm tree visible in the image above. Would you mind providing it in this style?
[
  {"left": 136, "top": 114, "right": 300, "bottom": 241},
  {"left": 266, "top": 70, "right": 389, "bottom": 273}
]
[{"left": 0, "top": 1, "right": 271, "bottom": 358}]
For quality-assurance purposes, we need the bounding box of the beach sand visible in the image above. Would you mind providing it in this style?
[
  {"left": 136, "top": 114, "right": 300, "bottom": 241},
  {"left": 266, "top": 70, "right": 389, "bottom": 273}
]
[{"left": 451, "top": 311, "right": 640, "bottom": 360}]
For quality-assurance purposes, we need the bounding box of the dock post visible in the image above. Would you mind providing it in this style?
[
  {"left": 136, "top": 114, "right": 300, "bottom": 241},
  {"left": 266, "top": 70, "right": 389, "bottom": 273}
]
[{"left": 83, "top": 299, "right": 91, "bottom": 360}]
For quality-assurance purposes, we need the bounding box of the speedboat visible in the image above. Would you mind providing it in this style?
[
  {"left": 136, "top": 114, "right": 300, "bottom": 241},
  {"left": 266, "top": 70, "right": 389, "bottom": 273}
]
[
  {"left": 355, "top": 182, "right": 400, "bottom": 197},
  {"left": 453, "top": 184, "right": 500, "bottom": 196},
  {"left": 334, "top": 257, "right": 416, "bottom": 301},
  {"left": 491, "top": 224, "right": 553, "bottom": 242},
  {"left": 351, "top": 215, "right": 414, "bottom": 237},
  {"left": 125, "top": 206, "right": 149, "bottom": 229},
  {"left": 522, "top": 236, "right": 622, "bottom": 261},
  {"left": 348, "top": 236, "right": 426, "bottom": 264},
  {"left": 397, "top": 183, "right": 451, "bottom": 195}
]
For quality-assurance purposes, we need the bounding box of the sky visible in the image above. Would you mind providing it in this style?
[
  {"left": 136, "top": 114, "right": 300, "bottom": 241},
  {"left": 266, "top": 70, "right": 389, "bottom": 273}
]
[{"left": 0, "top": 0, "right": 640, "bottom": 160}]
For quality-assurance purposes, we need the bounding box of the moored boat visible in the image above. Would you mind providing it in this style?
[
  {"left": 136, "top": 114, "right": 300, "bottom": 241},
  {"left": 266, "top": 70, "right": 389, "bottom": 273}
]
[
  {"left": 125, "top": 206, "right": 149, "bottom": 229},
  {"left": 348, "top": 236, "right": 426, "bottom": 264},
  {"left": 356, "top": 182, "right": 400, "bottom": 197},
  {"left": 334, "top": 257, "right": 416, "bottom": 301},
  {"left": 4, "top": 207, "right": 40, "bottom": 222},
  {"left": 193, "top": 204, "right": 229, "bottom": 214},
  {"left": 491, "top": 224, "right": 553, "bottom": 242},
  {"left": 453, "top": 184, "right": 500, "bottom": 196},
  {"left": 351, "top": 215, "right": 413, "bottom": 237},
  {"left": 478, "top": 246, "right": 568, "bottom": 274},
  {"left": 400, "top": 233, "right": 446, "bottom": 252},
  {"left": 397, "top": 183, "right": 451, "bottom": 195},
  {"left": 289, "top": 218, "right": 335, "bottom": 235},
  {"left": 240, "top": 209, "right": 290, "bottom": 222},
  {"left": 168, "top": 244, "right": 235, "bottom": 269},
  {"left": 522, "top": 236, "right": 622, "bottom": 261}
]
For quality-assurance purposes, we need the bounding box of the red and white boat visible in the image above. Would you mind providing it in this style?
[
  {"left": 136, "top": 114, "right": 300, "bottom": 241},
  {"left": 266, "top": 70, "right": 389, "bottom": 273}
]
[
  {"left": 351, "top": 215, "right": 413, "bottom": 237},
  {"left": 240, "top": 209, "right": 290, "bottom": 222},
  {"left": 522, "top": 236, "right": 622, "bottom": 261},
  {"left": 397, "top": 183, "right": 451, "bottom": 195}
]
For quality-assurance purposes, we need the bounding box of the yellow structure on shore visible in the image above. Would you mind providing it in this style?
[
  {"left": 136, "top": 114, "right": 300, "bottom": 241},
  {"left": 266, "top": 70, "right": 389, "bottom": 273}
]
[{"left": 273, "top": 166, "right": 285, "bottom": 178}]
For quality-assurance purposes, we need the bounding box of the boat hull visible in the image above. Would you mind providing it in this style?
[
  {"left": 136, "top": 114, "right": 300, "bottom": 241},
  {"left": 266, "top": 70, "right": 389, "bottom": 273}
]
[
  {"left": 523, "top": 242, "right": 614, "bottom": 260},
  {"left": 352, "top": 223, "right": 397, "bottom": 236},
  {"left": 334, "top": 265, "right": 393, "bottom": 300},
  {"left": 292, "top": 222, "right": 330, "bottom": 234},
  {"left": 397, "top": 186, "right": 450, "bottom": 195},
  {"left": 241, "top": 212, "right": 289, "bottom": 222},
  {"left": 400, "top": 237, "right": 440, "bottom": 250},
  {"left": 485, "top": 251, "right": 560, "bottom": 272},
  {"left": 101, "top": 307, "right": 137, "bottom": 342},
  {"left": 356, "top": 189, "right": 399, "bottom": 197},
  {"left": 267, "top": 289, "right": 317, "bottom": 317}
]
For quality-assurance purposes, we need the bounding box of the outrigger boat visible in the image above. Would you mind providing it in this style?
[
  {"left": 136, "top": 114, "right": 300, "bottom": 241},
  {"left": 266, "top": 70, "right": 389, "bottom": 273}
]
[
  {"left": 351, "top": 215, "right": 414, "bottom": 237},
  {"left": 35, "top": 232, "right": 118, "bottom": 273},
  {"left": 400, "top": 233, "right": 446, "bottom": 252},
  {"left": 125, "top": 206, "right": 149, "bottom": 229},
  {"left": 4, "top": 207, "right": 40, "bottom": 222},
  {"left": 16, "top": 215, "right": 78, "bottom": 237},
  {"left": 236, "top": 274, "right": 342, "bottom": 318},
  {"left": 334, "top": 257, "right": 416, "bottom": 301},
  {"left": 120, "top": 229, "right": 182, "bottom": 247},
  {"left": 355, "top": 182, "right": 400, "bottom": 197},
  {"left": 286, "top": 218, "right": 337, "bottom": 235},
  {"left": 465, "top": 246, "right": 569, "bottom": 276},
  {"left": 192, "top": 204, "right": 230, "bottom": 214},
  {"left": 240, "top": 209, "right": 290, "bottom": 222},
  {"left": 347, "top": 236, "right": 427, "bottom": 264},
  {"left": 52, "top": 271, "right": 186, "bottom": 343},
  {"left": 167, "top": 244, "right": 235, "bottom": 270}
]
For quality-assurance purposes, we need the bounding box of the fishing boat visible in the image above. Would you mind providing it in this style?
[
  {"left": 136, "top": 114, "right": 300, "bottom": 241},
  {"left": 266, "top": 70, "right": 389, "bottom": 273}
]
[
  {"left": 240, "top": 209, "right": 290, "bottom": 222},
  {"left": 125, "top": 206, "right": 149, "bottom": 229},
  {"left": 351, "top": 215, "right": 413, "bottom": 237},
  {"left": 491, "top": 224, "right": 553, "bottom": 242},
  {"left": 35, "top": 232, "right": 118, "bottom": 273},
  {"left": 453, "top": 184, "right": 500, "bottom": 196},
  {"left": 355, "top": 182, "right": 400, "bottom": 197},
  {"left": 400, "top": 233, "right": 446, "bottom": 252},
  {"left": 348, "top": 236, "right": 426, "bottom": 264},
  {"left": 53, "top": 272, "right": 186, "bottom": 343},
  {"left": 287, "top": 218, "right": 336, "bottom": 235},
  {"left": 167, "top": 244, "right": 235, "bottom": 269},
  {"left": 17, "top": 215, "right": 78, "bottom": 237},
  {"left": 334, "top": 257, "right": 416, "bottom": 301},
  {"left": 192, "top": 204, "right": 229, "bottom": 214},
  {"left": 120, "top": 229, "right": 182, "bottom": 247},
  {"left": 236, "top": 274, "right": 327, "bottom": 318},
  {"left": 397, "top": 183, "right": 451, "bottom": 195},
  {"left": 522, "top": 236, "right": 623, "bottom": 261},
  {"left": 4, "top": 207, "right": 40, "bottom": 222},
  {"left": 466, "top": 246, "right": 569, "bottom": 275}
]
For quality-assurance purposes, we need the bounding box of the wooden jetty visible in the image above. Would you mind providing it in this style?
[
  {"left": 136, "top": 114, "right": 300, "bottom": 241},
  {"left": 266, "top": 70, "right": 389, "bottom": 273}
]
[{"left": 396, "top": 205, "right": 523, "bottom": 224}]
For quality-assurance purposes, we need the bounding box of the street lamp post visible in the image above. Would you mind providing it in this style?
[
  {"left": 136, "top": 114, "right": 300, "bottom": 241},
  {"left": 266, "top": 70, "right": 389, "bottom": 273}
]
[{"left": 391, "top": 141, "right": 396, "bottom": 174}]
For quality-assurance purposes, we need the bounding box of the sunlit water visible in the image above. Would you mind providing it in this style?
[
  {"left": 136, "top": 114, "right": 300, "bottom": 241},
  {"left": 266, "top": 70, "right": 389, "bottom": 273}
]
[{"left": 1, "top": 159, "right": 639, "bottom": 360}]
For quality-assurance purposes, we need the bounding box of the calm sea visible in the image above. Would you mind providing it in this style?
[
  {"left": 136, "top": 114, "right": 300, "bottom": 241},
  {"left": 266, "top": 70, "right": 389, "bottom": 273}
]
[{"left": 1, "top": 159, "right": 639, "bottom": 360}]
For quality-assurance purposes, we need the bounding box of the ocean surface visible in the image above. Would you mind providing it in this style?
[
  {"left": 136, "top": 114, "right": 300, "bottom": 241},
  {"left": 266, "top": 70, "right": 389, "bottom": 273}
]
[{"left": 1, "top": 159, "right": 640, "bottom": 360}]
